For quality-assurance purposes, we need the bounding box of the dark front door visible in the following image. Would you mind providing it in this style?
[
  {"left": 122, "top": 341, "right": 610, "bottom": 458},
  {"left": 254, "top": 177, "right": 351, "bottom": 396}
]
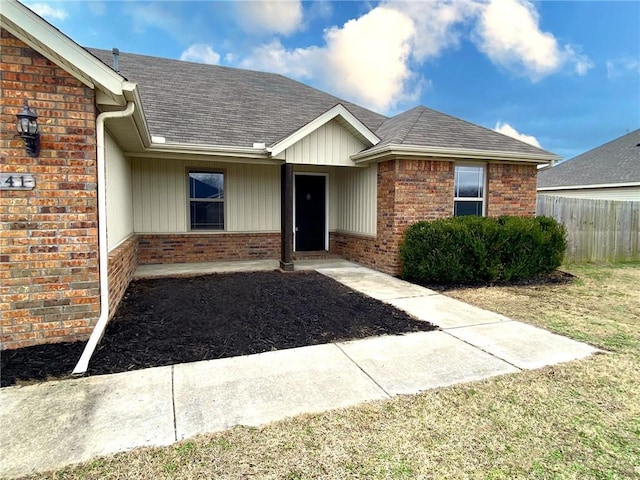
[{"left": 295, "top": 175, "right": 326, "bottom": 251}]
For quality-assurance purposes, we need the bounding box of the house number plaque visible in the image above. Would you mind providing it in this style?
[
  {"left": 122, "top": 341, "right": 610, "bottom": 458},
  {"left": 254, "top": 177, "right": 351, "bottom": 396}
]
[{"left": 1, "top": 173, "right": 36, "bottom": 190}]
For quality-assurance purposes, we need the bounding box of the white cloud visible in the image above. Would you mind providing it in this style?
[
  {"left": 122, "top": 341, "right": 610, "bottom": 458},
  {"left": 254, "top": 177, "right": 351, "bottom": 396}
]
[
  {"left": 606, "top": 57, "right": 640, "bottom": 80},
  {"left": 473, "top": 0, "right": 592, "bottom": 81},
  {"left": 240, "top": 6, "right": 416, "bottom": 112},
  {"left": 27, "top": 2, "right": 68, "bottom": 21},
  {"left": 385, "top": 0, "right": 479, "bottom": 61},
  {"left": 322, "top": 7, "right": 416, "bottom": 111},
  {"left": 240, "top": 39, "right": 321, "bottom": 78},
  {"left": 494, "top": 121, "right": 541, "bottom": 147},
  {"left": 180, "top": 44, "right": 221, "bottom": 65},
  {"left": 235, "top": 0, "right": 304, "bottom": 36},
  {"left": 234, "top": 0, "right": 592, "bottom": 112}
]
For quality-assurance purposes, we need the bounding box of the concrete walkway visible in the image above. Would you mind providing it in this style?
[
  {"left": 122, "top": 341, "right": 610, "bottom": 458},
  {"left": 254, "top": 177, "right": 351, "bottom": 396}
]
[{"left": 0, "top": 261, "right": 599, "bottom": 478}]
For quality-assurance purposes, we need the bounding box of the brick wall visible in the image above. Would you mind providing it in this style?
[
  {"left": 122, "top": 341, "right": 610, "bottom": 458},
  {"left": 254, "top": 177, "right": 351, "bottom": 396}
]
[
  {"left": 107, "top": 235, "right": 138, "bottom": 318},
  {"left": 138, "top": 233, "right": 281, "bottom": 264},
  {"left": 372, "top": 159, "right": 455, "bottom": 275},
  {"left": 330, "top": 231, "right": 377, "bottom": 268},
  {"left": 1, "top": 30, "right": 99, "bottom": 349},
  {"left": 486, "top": 163, "right": 537, "bottom": 217}
]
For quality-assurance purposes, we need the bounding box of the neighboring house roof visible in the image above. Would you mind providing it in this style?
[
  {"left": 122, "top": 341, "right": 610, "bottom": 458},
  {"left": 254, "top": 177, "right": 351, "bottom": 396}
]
[{"left": 538, "top": 129, "right": 640, "bottom": 189}]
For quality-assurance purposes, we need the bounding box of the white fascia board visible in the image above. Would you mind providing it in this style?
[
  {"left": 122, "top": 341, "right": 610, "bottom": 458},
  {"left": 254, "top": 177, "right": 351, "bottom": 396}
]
[
  {"left": 268, "top": 104, "right": 380, "bottom": 157},
  {"left": 135, "top": 142, "right": 273, "bottom": 161},
  {"left": 538, "top": 182, "right": 640, "bottom": 191},
  {"left": 122, "top": 82, "right": 152, "bottom": 147},
  {"left": 352, "top": 144, "right": 560, "bottom": 165},
  {"left": 2, "top": 0, "right": 125, "bottom": 96}
]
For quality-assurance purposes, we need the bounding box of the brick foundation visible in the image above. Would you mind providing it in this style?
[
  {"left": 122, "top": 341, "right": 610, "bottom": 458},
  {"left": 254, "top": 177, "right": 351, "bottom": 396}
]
[
  {"left": 486, "top": 163, "right": 537, "bottom": 216},
  {"left": 107, "top": 235, "right": 138, "bottom": 318},
  {"left": 330, "top": 231, "right": 377, "bottom": 268},
  {"left": 1, "top": 30, "right": 99, "bottom": 349},
  {"left": 137, "top": 233, "right": 281, "bottom": 264}
]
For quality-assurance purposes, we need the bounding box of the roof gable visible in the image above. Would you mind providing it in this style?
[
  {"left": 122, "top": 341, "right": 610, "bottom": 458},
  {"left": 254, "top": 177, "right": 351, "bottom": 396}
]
[
  {"left": 269, "top": 104, "right": 379, "bottom": 157},
  {"left": 538, "top": 129, "right": 640, "bottom": 188}
]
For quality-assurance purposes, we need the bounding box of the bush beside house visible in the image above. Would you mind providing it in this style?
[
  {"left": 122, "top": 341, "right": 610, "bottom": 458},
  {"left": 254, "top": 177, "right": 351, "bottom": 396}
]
[{"left": 400, "top": 216, "right": 567, "bottom": 285}]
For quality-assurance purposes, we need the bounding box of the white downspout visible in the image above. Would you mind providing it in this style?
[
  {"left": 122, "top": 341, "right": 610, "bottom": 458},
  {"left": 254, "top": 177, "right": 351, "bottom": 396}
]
[{"left": 73, "top": 102, "right": 135, "bottom": 375}]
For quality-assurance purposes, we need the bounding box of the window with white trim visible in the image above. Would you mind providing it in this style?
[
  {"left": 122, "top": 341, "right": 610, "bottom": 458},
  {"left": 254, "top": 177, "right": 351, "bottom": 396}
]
[
  {"left": 454, "top": 165, "right": 485, "bottom": 216},
  {"left": 189, "top": 171, "right": 224, "bottom": 230}
]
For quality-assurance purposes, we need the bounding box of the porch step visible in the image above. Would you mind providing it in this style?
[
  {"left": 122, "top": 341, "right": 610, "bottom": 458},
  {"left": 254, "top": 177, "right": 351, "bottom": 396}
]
[{"left": 293, "top": 251, "right": 340, "bottom": 260}]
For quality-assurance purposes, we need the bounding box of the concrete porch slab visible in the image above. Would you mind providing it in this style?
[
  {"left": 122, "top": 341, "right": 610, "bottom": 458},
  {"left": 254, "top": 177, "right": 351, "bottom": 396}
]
[
  {"left": 445, "top": 321, "right": 601, "bottom": 370},
  {"left": 172, "top": 343, "right": 388, "bottom": 440},
  {"left": 133, "top": 259, "right": 279, "bottom": 279},
  {"left": 390, "top": 294, "right": 512, "bottom": 329},
  {"left": 337, "top": 331, "right": 520, "bottom": 395},
  {"left": 0, "top": 367, "right": 174, "bottom": 479},
  {"left": 317, "top": 267, "right": 438, "bottom": 300}
]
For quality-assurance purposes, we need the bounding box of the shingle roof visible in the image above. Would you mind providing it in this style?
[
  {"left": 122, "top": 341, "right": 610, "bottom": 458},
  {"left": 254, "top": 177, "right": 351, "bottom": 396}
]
[
  {"left": 88, "top": 48, "right": 555, "bottom": 158},
  {"left": 88, "top": 48, "right": 386, "bottom": 148},
  {"left": 373, "top": 106, "right": 552, "bottom": 156},
  {"left": 538, "top": 129, "right": 640, "bottom": 188}
]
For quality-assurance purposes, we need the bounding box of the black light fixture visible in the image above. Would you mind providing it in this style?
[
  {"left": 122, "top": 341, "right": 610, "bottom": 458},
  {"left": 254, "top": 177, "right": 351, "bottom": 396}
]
[{"left": 16, "top": 100, "right": 40, "bottom": 157}]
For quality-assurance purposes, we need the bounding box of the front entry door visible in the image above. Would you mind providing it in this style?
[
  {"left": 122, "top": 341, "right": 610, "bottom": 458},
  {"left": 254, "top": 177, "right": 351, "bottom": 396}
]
[{"left": 295, "top": 175, "right": 326, "bottom": 251}]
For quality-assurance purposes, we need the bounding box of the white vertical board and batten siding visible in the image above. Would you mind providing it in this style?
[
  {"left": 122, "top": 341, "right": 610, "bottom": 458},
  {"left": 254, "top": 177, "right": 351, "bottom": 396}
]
[
  {"left": 105, "top": 131, "right": 134, "bottom": 249},
  {"left": 336, "top": 164, "right": 377, "bottom": 236},
  {"left": 285, "top": 119, "right": 365, "bottom": 167},
  {"left": 130, "top": 157, "right": 280, "bottom": 233}
]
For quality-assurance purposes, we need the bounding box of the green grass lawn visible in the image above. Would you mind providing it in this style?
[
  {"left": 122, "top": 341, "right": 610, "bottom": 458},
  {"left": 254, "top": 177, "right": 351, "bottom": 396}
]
[{"left": 40, "top": 263, "right": 640, "bottom": 480}]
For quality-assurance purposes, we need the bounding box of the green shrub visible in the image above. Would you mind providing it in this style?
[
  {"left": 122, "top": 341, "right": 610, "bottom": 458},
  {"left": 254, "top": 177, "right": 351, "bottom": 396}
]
[{"left": 400, "top": 216, "right": 567, "bottom": 285}]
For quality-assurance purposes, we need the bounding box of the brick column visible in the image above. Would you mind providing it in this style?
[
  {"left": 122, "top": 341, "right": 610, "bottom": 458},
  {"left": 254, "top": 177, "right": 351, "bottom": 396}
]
[
  {"left": 374, "top": 158, "right": 454, "bottom": 275},
  {"left": 1, "top": 30, "right": 100, "bottom": 349}
]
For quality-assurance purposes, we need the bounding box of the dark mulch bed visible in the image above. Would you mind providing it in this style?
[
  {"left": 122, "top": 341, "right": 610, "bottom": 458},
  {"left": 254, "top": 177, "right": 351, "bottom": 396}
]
[
  {"left": 1, "top": 271, "right": 436, "bottom": 387},
  {"left": 416, "top": 270, "right": 577, "bottom": 292}
]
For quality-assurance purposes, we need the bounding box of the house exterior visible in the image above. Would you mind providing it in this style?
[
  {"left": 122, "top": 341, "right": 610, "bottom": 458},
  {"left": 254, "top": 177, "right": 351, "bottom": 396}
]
[
  {"left": 1, "top": 0, "right": 559, "bottom": 354},
  {"left": 538, "top": 129, "right": 640, "bottom": 200}
]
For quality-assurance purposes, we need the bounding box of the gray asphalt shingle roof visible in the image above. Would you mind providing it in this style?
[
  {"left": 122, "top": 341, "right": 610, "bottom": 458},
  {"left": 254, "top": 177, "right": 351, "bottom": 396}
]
[
  {"left": 373, "top": 106, "right": 551, "bottom": 155},
  {"left": 538, "top": 129, "right": 640, "bottom": 188},
  {"left": 89, "top": 48, "right": 554, "bottom": 158},
  {"left": 89, "top": 48, "right": 385, "bottom": 148}
]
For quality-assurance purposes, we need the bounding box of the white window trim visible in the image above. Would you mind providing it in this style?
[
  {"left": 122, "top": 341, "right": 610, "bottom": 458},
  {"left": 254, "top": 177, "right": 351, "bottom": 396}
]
[
  {"left": 187, "top": 169, "right": 226, "bottom": 231},
  {"left": 454, "top": 163, "right": 487, "bottom": 216}
]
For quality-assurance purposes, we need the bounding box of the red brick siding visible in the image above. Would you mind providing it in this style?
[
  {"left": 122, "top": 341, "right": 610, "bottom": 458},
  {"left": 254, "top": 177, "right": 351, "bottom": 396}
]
[
  {"left": 1, "top": 30, "right": 99, "bottom": 349},
  {"left": 372, "top": 159, "right": 454, "bottom": 275},
  {"left": 330, "top": 232, "right": 377, "bottom": 268},
  {"left": 138, "top": 233, "right": 281, "bottom": 264},
  {"left": 486, "top": 163, "right": 537, "bottom": 217},
  {"left": 107, "top": 235, "right": 138, "bottom": 318}
]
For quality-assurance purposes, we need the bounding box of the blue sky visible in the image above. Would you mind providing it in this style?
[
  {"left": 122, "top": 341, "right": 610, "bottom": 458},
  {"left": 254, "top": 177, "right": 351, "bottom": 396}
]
[{"left": 25, "top": 0, "right": 640, "bottom": 160}]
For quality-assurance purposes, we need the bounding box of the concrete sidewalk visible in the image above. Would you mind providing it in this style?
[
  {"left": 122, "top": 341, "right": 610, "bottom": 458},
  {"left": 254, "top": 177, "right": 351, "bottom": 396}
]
[{"left": 0, "top": 263, "right": 599, "bottom": 478}]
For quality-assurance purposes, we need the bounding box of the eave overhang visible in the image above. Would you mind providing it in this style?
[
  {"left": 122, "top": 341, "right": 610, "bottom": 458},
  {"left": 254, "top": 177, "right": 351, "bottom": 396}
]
[
  {"left": 351, "top": 144, "right": 560, "bottom": 165},
  {"left": 538, "top": 181, "right": 640, "bottom": 191},
  {"left": 1, "top": 0, "right": 125, "bottom": 101},
  {"left": 126, "top": 142, "right": 277, "bottom": 165}
]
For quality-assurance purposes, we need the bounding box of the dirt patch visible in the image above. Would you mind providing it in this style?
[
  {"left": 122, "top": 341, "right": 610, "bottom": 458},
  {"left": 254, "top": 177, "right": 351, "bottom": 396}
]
[{"left": 1, "top": 271, "right": 436, "bottom": 387}]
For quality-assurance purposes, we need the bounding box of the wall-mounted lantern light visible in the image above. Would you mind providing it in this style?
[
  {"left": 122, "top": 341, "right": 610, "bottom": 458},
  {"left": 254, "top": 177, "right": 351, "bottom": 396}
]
[{"left": 16, "top": 100, "right": 40, "bottom": 157}]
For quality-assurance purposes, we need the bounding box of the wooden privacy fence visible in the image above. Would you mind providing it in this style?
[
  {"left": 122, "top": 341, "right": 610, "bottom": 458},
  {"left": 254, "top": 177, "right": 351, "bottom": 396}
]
[{"left": 536, "top": 195, "right": 640, "bottom": 263}]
